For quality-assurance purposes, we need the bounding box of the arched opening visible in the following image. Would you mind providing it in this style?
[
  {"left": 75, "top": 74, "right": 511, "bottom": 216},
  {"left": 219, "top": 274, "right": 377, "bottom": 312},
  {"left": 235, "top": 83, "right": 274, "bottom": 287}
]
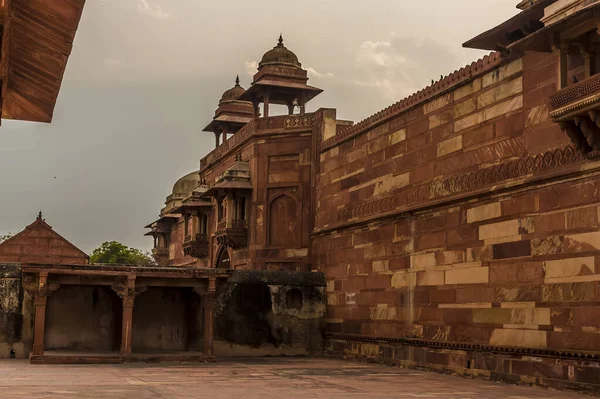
[
  {"left": 45, "top": 286, "right": 121, "bottom": 352},
  {"left": 269, "top": 194, "right": 297, "bottom": 246},
  {"left": 217, "top": 283, "right": 275, "bottom": 347},
  {"left": 132, "top": 287, "right": 200, "bottom": 353},
  {"left": 285, "top": 288, "right": 303, "bottom": 310},
  {"left": 215, "top": 246, "right": 230, "bottom": 269}
]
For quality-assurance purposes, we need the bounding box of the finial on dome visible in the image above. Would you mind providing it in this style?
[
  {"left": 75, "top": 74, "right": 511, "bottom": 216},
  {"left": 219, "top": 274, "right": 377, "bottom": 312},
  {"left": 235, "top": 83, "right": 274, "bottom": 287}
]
[
  {"left": 235, "top": 75, "right": 240, "bottom": 87},
  {"left": 278, "top": 34, "right": 283, "bottom": 46},
  {"left": 37, "top": 210, "right": 43, "bottom": 221}
]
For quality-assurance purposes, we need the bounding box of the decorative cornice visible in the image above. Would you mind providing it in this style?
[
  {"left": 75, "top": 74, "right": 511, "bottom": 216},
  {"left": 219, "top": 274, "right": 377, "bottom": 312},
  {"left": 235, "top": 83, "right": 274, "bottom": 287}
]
[
  {"left": 316, "top": 146, "right": 600, "bottom": 231},
  {"left": 319, "top": 52, "right": 506, "bottom": 152},
  {"left": 325, "top": 332, "right": 600, "bottom": 362}
]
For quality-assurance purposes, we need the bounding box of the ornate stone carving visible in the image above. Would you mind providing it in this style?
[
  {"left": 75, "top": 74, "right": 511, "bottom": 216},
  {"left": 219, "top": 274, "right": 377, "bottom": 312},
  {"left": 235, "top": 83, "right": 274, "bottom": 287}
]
[{"left": 320, "top": 146, "right": 597, "bottom": 228}]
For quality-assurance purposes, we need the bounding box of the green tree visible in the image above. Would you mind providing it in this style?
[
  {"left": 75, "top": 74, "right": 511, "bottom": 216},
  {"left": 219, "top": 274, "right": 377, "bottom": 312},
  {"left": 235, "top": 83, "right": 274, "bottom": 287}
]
[
  {"left": 89, "top": 241, "right": 156, "bottom": 266},
  {"left": 0, "top": 233, "right": 14, "bottom": 244}
]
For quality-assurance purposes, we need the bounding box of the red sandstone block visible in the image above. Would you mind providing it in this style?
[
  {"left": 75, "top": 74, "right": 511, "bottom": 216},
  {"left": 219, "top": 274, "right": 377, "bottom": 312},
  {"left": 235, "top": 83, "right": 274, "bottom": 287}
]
[
  {"left": 389, "top": 257, "right": 408, "bottom": 271},
  {"left": 570, "top": 307, "right": 600, "bottom": 328},
  {"left": 365, "top": 275, "right": 391, "bottom": 290},
  {"left": 430, "top": 123, "right": 453, "bottom": 144},
  {"left": 371, "top": 290, "right": 403, "bottom": 306},
  {"left": 416, "top": 144, "right": 437, "bottom": 165},
  {"left": 502, "top": 194, "right": 539, "bottom": 216},
  {"left": 384, "top": 141, "right": 407, "bottom": 160},
  {"left": 566, "top": 207, "right": 599, "bottom": 230},
  {"left": 534, "top": 213, "right": 565, "bottom": 233},
  {"left": 351, "top": 306, "right": 370, "bottom": 320},
  {"left": 453, "top": 326, "right": 492, "bottom": 344},
  {"left": 343, "top": 276, "right": 366, "bottom": 292},
  {"left": 550, "top": 308, "right": 571, "bottom": 326},
  {"left": 331, "top": 235, "right": 353, "bottom": 249},
  {"left": 463, "top": 124, "right": 495, "bottom": 149},
  {"left": 394, "top": 151, "right": 418, "bottom": 173},
  {"left": 442, "top": 308, "right": 473, "bottom": 325},
  {"left": 455, "top": 285, "right": 494, "bottom": 303},
  {"left": 524, "top": 124, "right": 570, "bottom": 155},
  {"left": 327, "top": 264, "right": 347, "bottom": 278},
  {"left": 407, "top": 117, "right": 429, "bottom": 138},
  {"left": 489, "top": 262, "right": 544, "bottom": 284},
  {"left": 410, "top": 163, "right": 434, "bottom": 184},
  {"left": 416, "top": 307, "right": 444, "bottom": 323},
  {"left": 416, "top": 232, "right": 446, "bottom": 251},
  {"left": 524, "top": 82, "right": 556, "bottom": 108},
  {"left": 430, "top": 288, "right": 455, "bottom": 304},
  {"left": 447, "top": 225, "right": 478, "bottom": 247},
  {"left": 547, "top": 331, "right": 600, "bottom": 351},
  {"left": 407, "top": 132, "right": 431, "bottom": 152},
  {"left": 540, "top": 180, "right": 600, "bottom": 212}
]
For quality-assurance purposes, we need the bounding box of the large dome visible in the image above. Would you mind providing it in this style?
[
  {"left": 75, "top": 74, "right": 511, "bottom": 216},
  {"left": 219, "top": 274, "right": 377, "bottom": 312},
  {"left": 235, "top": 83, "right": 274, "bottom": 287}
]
[
  {"left": 258, "top": 35, "right": 301, "bottom": 69},
  {"left": 171, "top": 171, "right": 199, "bottom": 197},
  {"left": 219, "top": 76, "right": 245, "bottom": 104}
]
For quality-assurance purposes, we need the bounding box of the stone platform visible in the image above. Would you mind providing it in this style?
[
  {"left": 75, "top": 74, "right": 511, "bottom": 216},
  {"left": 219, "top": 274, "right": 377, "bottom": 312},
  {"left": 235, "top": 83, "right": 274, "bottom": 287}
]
[
  {"left": 30, "top": 351, "right": 207, "bottom": 364},
  {"left": 0, "top": 357, "right": 584, "bottom": 398}
]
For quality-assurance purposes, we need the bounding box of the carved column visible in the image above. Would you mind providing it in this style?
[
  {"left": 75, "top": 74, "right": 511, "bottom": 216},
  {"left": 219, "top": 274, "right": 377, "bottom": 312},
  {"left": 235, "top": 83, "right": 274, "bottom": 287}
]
[
  {"left": 553, "top": 41, "right": 569, "bottom": 90},
  {"left": 30, "top": 272, "right": 59, "bottom": 359},
  {"left": 202, "top": 277, "right": 217, "bottom": 362},
  {"left": 112, "top": 276, "right": 137, "bottom": 357}
]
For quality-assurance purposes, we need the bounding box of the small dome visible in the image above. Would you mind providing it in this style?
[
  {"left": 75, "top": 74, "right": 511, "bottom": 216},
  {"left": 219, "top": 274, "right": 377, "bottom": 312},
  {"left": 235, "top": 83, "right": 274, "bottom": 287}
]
[
  {"left": 258, "top": 35, "right": 301, "bottom": 69},
  {"left": 172, "top": 171, "right": 199, "bottom": 197},
  {"left": 219, "top": 76, "right": 245, "bottom": 104}
]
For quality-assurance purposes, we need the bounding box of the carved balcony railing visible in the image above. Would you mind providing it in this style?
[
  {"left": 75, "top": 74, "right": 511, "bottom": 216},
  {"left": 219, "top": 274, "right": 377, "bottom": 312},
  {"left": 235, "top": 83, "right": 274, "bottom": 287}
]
[
  {"left": 151, "top": 247, "right": 169, "bottom": 264},
  {"left": 183, "top": 233, "right": 209, "bottom": 258},
  {"left": 215, "top": 219, "right": 248, "bottom": 249},
  {"left": 550, "top": 74, "right": 600, "bottom": 153}
]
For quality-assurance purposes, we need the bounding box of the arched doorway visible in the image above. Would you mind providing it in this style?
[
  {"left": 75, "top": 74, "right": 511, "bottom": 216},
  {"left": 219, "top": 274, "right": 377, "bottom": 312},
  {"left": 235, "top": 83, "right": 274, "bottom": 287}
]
[{"left": 215, "top": 245, "right": 230, "bottom": 269}]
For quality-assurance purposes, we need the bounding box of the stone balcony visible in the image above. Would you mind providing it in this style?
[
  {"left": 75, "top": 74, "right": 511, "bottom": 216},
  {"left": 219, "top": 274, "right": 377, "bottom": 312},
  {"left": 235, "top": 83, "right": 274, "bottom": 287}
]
[
  {"left": 215, "top": 219, "right": 248, "bottom": 250},
  {"left": 550, "top": 73, "right": 600, "bottom": 153},
  {"left": 183, "top": 233, "right": 209, "bottom": 258}
]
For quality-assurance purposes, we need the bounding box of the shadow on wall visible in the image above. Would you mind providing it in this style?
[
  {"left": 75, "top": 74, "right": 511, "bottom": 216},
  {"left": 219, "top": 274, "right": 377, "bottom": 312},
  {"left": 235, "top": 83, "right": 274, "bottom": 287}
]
[
  {"left": 45, "top": 286, "right": 122, "bottom": 352},
  {"left": 216, "top": 280, "right": 326, "bottom": 356}
]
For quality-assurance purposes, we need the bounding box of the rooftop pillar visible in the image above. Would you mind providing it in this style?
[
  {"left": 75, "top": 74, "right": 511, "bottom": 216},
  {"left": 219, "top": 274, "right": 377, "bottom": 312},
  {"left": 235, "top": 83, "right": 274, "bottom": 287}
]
[{"left": 203, "top": 277, "right": 217, "bottom": 362}]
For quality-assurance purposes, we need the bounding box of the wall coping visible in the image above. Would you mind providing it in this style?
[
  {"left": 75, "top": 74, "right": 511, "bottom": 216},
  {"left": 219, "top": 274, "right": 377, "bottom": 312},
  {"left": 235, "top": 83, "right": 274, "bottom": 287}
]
[{"left": 319, "top": 51, "right": 509, "bottom": 152}]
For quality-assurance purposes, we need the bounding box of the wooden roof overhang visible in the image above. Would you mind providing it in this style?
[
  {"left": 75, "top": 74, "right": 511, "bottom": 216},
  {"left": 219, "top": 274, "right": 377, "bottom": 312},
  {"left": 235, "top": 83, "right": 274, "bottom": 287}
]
[
  {"left": 1, "top": 0, "right": 86, "bottom": 124},
  {"left": 21, "top": 263, "right": 233, "bottom": 291},
  {"left": 507, "top": 3, "right": 600, "bottom": 53},
  {"left": 463, "top": 0, "right": 554, "bottom": 51}
]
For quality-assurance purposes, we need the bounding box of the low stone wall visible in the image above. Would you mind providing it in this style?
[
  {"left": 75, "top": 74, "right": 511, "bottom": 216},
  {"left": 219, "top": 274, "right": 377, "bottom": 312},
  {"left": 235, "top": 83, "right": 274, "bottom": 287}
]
[
  {"left": 216, "top": 270, "right": 326, "bottom": 356},
  {"left": 325, "top": 334, "right": 600, "bottom": 394},
  {"left": 0, "top": 263, "right": 30, "bottom": 359}
]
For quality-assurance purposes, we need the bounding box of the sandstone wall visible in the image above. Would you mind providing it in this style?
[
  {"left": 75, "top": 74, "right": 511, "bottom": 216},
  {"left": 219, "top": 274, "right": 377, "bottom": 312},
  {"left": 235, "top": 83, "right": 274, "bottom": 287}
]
[
  {"left": 314, "top": 51, "right": 600, "bottom": 390},
  {"left": 0, "top": 223, "right": 88, "bottom": 265},
  {"left": 0, "top": 264, "right": 31, "bottom": 359},
  {"left": 45, "top": 286, "right": 121, "bottom": 352},
  {"left": 198, "top": 116, "right": 317, "bottom": 271},
  {"left": 214, "top": 270, "right": 326, "bottom": 356}
]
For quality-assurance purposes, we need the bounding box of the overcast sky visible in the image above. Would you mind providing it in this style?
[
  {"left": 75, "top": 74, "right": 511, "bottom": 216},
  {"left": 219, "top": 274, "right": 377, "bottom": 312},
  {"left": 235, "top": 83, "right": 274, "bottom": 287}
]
[{"left": 0, "top": 0, "right": 518, "bottom": 253}]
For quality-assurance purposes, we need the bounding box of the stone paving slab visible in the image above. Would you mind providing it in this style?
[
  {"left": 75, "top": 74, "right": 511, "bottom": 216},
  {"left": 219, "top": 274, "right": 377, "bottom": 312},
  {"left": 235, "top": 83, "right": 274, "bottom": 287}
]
[{"left": 0, "top": 358, "right": 585, "bottom": 398}]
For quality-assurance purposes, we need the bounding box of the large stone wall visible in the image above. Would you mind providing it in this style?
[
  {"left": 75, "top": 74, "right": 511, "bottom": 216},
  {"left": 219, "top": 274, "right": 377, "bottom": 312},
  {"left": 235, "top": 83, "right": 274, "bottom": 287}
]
[
  {"left": 314, "top": 50, "right": 600, "bottom": 391},
  {"left": 0, "top": 264, "right": 31, "bottom": 359}
]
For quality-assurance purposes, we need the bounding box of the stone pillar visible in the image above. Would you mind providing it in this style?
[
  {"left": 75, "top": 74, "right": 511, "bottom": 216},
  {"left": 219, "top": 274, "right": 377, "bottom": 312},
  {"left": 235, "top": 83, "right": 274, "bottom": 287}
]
[
  {"left": 191, "top": 211, "right": 199, "bottom": 236},
  {"left": 299, "top": 94, "right": 306, "bottom": 115},
  {"left": 31, "top": 272, "right": 52, "bottom": 358},
  {"left": 32, "top": 295, "right": 47, "bottom": 356},
  {"left": 214, "top": 131, "right": 221, "bottom": 148},
  {"left": 113, "top": 276, "right": 136, "bottom": 357},
  {"left": 202, "top": 277, "right": 217, "bottom": 362},
  {"left": 554, "top": 43, "right": 569, "bottom": 90},
  {"left": 263, "top": 94, "right": 270, "bottom": 118},
  {"left": 253, "top": 101, "right": 260, "bottom": 118},
  {"left": 287, "top": 102, "right": 295, "bottom": 115}
]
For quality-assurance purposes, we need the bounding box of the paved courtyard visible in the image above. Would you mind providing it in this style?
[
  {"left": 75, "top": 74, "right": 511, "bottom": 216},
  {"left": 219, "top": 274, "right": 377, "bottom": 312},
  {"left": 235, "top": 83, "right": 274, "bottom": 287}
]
[{"left": 0, "top": 358, "right": 585, "bottom": 398}]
